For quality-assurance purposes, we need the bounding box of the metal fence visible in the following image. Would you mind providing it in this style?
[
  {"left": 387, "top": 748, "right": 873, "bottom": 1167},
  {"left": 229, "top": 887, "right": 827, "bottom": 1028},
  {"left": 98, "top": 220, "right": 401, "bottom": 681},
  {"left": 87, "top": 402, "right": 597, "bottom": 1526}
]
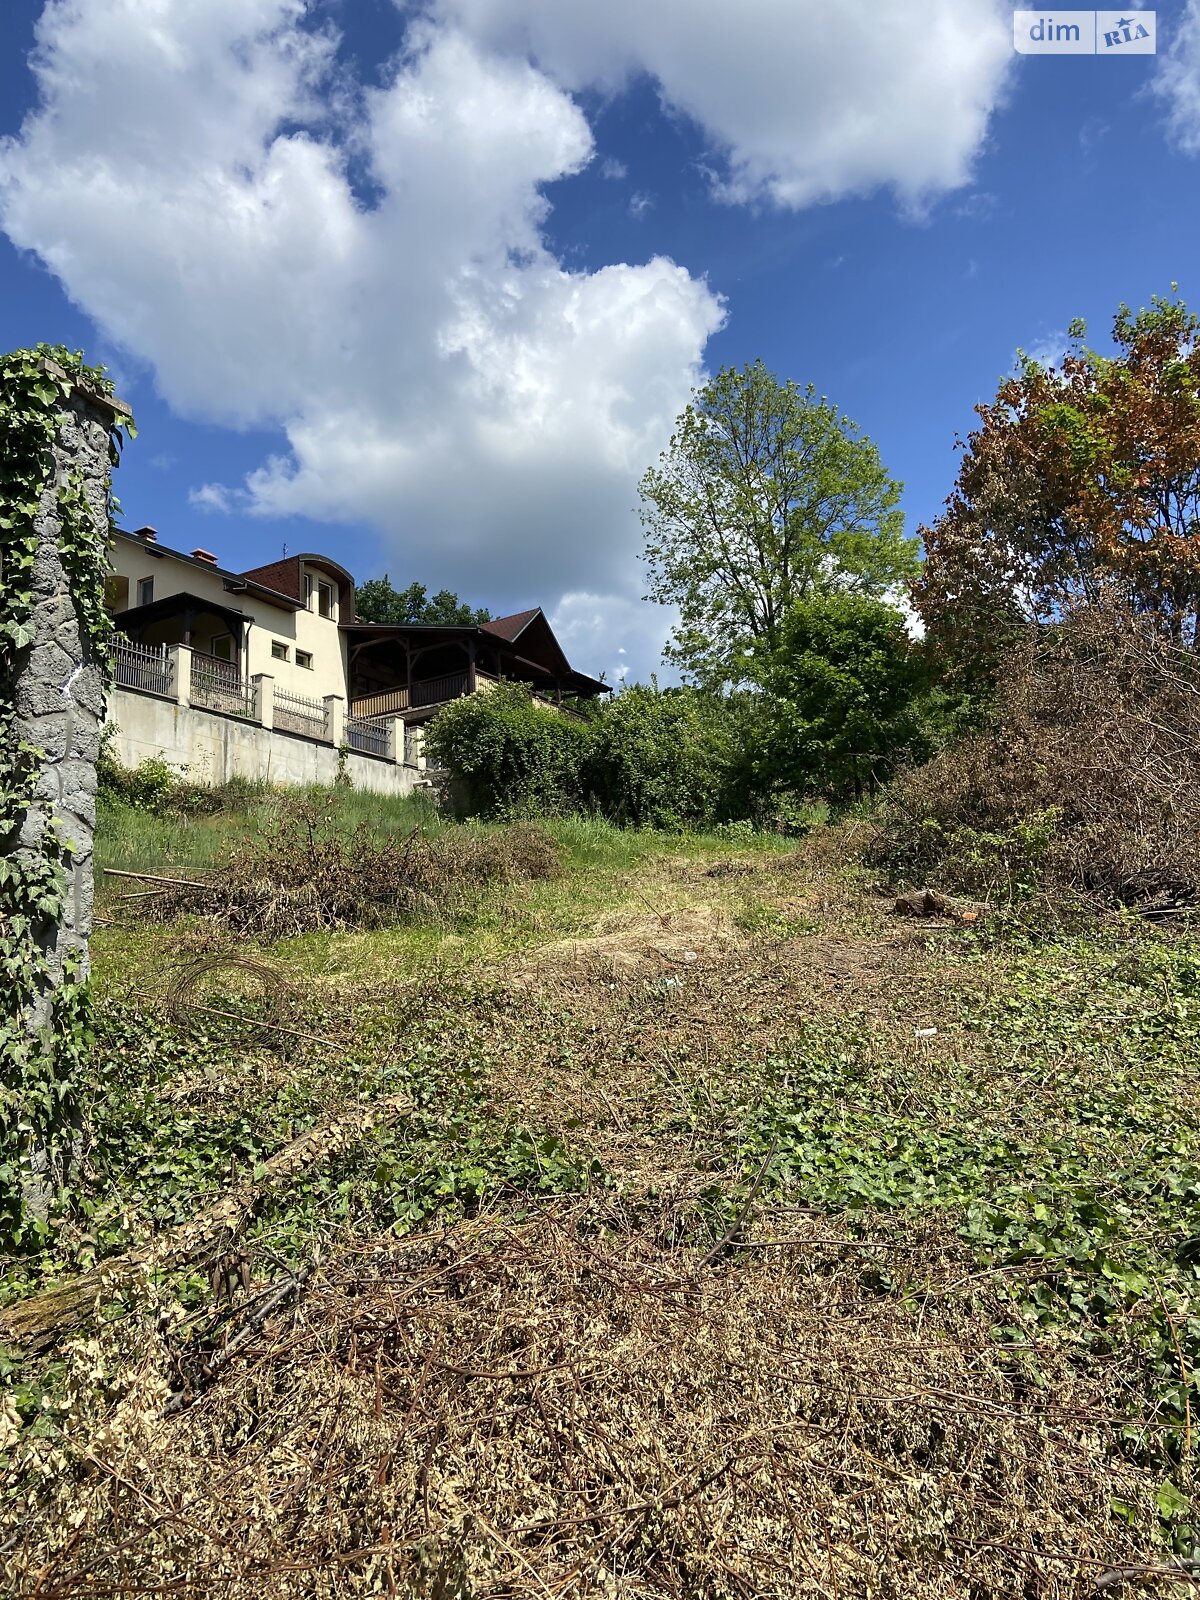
[
  {"left": 190, "top": 653, "right": 255, "bottom": 718},
  {"left": 274, "top": 685, "right": 327, "bottom": 739},
  {"left": 113, "top": 638, "right": 173, "bottom": 697},
  {"left": 345, "top": 714, "right": 391, "bottom": 758}
]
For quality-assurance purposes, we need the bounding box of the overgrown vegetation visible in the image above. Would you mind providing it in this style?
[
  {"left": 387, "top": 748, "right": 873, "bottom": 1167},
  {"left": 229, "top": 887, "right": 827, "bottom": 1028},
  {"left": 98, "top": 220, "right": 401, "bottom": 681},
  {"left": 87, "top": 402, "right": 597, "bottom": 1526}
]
[
  {"left": 9, "top": 294, "right": 1200, "bottom": 1591},
  {"left": 428, "top": 678, "right": 842, "bottom": 828},
  {"left": 872, "top": 600, "right": 1200, "bottom": 911},
  {"left": 425, "top": 680, "right": 592, "bottom": 818},
  {"left": 0, "top": 345, "right": 132, "bottom": 1248},
  {"left": 135, "top": 798, "right": 562, "bottom": 939}
]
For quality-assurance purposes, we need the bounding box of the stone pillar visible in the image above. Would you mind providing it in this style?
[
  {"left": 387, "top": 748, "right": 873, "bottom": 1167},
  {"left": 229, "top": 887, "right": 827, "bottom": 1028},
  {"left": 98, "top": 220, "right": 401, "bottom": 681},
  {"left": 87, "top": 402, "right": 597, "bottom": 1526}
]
[
  {"left": 386, "top": 719, "right": 401, "bottom": 764},
  {"left": 406, "top": 723, "right": 426, "bottom": 770},
  {"left": 323, "top": 694, "right": 345, "bottom": 746},
  {"left": 11, "top": 379, "right": 130, "bottom": 1218},
  {"left": 252, "top": 673, "right": 274, "bottom": 730},
  {"left": 169, "top": 643, "right": 192, "bottom": 708}
]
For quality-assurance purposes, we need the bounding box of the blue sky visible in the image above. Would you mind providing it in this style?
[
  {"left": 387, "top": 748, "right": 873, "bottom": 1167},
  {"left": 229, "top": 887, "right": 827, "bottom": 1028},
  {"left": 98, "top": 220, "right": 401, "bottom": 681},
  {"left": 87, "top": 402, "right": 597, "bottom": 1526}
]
[{"left": 1, "top": 0, "right": 1198, "bottom": 682}]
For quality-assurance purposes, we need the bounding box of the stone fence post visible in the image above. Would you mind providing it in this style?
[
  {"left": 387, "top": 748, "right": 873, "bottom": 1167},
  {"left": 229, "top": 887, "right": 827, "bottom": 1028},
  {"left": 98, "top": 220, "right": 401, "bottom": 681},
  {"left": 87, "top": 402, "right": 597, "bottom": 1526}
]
[
  {"left": 253, "top": 673, "right": 274, "bottom": 730},
  {"left": 169, "top": 643, "right": 192, "bottom": 708},
  {"left": 323, "top": 694, "right": 345, "bottom": 747}
]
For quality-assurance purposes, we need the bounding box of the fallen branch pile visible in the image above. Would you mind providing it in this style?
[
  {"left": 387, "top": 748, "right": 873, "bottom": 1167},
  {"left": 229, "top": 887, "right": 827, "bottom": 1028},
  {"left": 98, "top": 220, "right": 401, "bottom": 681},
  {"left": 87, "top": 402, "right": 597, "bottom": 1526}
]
[
  {"left": 3, "top": 1205, "right": 1169, "bottom": 1598},
  {"left": 106, "top": 806, "right": 562, "bottom": 938}
]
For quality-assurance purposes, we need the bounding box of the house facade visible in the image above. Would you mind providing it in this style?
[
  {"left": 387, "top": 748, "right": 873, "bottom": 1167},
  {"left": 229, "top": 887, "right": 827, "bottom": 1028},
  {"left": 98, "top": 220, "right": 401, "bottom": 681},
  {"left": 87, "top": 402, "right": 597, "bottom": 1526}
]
[{"left": 105, "top": 527, "right": 608, "bottom": 793}]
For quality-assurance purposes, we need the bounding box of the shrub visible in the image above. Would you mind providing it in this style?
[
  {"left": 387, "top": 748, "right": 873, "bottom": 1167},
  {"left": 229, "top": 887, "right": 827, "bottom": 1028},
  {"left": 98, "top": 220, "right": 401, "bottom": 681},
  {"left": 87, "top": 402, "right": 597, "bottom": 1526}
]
[
  {"left": 424, "top": 682, "right": 589, "bottom": 818},
  {"left": 97, "top": 751, "right": 266, "bottom": 818},
  {"left": 97, "top": 751, "right": 177, "bottom": 811},
  {"left": 581, "top": 686, "right": 735, "bottom": 831},
  {"left": 752, "top": 593, "right": 933, "bottom": 804},
  {"left": 426, "top": 680, "right": 771, "bottom": 832},
  {"left": 870, "top": 605, "right": 1200, "bottom": 907}
]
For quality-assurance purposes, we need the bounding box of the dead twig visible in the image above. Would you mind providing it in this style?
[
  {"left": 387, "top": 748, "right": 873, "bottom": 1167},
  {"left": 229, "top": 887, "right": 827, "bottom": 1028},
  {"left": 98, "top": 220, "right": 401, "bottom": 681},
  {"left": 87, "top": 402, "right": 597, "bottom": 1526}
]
[
  {"left": 164, "top": 1262, "right": 316, "bottom": 1416},
  {"left": 0, "top": 1093, "right": 412, "bottom": 1352}
]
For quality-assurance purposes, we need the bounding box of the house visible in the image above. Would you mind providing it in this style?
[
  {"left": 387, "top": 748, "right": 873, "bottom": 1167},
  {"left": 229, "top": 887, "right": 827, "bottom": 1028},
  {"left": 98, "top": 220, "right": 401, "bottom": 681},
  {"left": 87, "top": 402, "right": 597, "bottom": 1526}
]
[{"left": 105, "top": 526, "right": 608, "bottom": 794}]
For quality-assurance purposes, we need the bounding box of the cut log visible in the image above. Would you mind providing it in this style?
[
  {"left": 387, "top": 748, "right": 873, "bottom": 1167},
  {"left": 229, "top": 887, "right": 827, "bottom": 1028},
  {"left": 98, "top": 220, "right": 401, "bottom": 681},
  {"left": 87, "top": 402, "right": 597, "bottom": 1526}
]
[{"left": 893, "top": 888, "right": 951, "bottom": 918}]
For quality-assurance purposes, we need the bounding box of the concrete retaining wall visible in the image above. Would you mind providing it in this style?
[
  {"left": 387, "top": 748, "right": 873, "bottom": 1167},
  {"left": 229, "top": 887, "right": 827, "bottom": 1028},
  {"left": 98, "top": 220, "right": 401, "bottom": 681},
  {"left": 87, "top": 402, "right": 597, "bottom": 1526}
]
[{"left": 108, "top": 686, "right": 419, "bottom": 797}]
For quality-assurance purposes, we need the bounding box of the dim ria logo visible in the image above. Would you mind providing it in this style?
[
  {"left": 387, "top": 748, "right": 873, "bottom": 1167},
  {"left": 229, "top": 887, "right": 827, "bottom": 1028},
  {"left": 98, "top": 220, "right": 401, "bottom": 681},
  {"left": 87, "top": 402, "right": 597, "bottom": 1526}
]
[{"left": 1013, "top": 11, "right": 1157, "bottom": 53}]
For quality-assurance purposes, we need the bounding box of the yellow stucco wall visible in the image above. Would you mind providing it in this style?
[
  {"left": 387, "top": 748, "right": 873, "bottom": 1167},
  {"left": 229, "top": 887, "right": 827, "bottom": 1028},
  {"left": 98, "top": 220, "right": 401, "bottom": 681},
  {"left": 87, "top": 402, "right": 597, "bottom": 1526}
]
[{"left": 109, "top": 535, "right": 348, "bottom": 702}]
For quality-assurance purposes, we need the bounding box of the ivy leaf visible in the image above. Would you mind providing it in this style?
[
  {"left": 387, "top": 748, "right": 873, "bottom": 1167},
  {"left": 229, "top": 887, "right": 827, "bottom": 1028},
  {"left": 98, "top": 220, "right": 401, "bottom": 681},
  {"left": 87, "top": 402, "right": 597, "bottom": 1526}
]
[{"left": 1155, "top": 1479, "right": 1189, "bottom": 1521}]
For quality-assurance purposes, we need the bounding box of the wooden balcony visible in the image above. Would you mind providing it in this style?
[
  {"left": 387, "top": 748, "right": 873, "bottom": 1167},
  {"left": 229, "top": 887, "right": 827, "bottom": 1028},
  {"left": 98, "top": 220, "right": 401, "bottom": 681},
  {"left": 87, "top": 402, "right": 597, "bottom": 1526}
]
[{"left": 351, "top": 671, "right": 469, "bottom": 718}]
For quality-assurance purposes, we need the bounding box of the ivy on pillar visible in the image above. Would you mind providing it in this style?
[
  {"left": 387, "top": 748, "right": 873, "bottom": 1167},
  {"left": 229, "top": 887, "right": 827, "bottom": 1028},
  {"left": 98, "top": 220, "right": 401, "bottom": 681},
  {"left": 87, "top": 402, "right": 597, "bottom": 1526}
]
[{"left": 0, "top": 346, "right": 133, "bottom": 1245}]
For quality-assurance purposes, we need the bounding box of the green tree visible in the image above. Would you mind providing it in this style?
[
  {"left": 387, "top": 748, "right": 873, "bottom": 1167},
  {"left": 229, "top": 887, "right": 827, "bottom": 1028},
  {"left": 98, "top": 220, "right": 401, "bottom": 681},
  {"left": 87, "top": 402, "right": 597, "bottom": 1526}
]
[
  {"left": 754, "top": 593, "right": 928, "bottom": 802},
  {"left": 355, "top": 574, "right": 490, "bottom": 626},
  {"left": 640, "top": 360, "right": 916, "bottom": 687}
]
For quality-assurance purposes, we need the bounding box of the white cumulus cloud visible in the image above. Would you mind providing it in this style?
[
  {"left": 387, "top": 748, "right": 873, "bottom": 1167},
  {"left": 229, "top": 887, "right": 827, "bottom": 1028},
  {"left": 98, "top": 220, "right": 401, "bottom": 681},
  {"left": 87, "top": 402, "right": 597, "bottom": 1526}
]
[
  {"left": 431, "top": 0, "right": 1015, "bottom": 208},
  {"left": 550, "top": 592, "right": 680, "bottom": 688},
  {"left": 1155, "top": 0, "right": 1200, "bottom": 154},
  {"left": 0, "top": 0, "right": 1017, "bottom": 682},
  {"left": 0, "top": 0, "right": 722, "bottom": 680},
  {"left": 189, "top": 483, "right": 234, "bottom": 514}
]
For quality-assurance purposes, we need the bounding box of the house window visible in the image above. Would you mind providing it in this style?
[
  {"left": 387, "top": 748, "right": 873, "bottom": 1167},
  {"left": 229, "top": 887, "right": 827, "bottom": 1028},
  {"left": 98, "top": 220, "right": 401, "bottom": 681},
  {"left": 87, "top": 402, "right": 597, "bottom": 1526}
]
[
  {"left": 137, "top": 577, "right": 154, "bottom": 607},
  {"left": 296, "top": 649, "right": 313, "bottom": 670},
  {"left": 317, "top": 580, "right": 334, "bottom": 619},
  {"left": 271, "top": 641, "right": 289, "bottom": 661},
  {"left": 209, "top": 635, "right": 232, "bottom": 662}
]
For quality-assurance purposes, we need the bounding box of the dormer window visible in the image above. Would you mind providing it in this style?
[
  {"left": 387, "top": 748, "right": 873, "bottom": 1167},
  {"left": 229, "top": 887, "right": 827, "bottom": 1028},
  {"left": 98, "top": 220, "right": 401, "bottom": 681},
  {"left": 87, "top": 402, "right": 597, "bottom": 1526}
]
[{"left": 301, "top": 568, "right": 337, "bottom": 619}]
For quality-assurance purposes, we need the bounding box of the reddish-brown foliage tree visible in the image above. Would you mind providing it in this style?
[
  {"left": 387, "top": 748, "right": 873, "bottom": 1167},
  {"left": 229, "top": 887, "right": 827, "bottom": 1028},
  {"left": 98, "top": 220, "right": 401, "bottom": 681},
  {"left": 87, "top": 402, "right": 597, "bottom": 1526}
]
[{"left": 916, "top": 292, "right": 1200, "bottom": 679}]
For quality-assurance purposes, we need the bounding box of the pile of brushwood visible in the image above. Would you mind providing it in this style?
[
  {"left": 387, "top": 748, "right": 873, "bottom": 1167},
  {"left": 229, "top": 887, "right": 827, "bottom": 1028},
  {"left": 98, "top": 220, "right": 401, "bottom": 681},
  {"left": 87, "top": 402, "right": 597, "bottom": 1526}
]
[
  {"left": 871, "top": 605, "right": 1200, "bottom": 912},
  {"left": 116, "top": 800, "right": 561, "bottom": 938}
]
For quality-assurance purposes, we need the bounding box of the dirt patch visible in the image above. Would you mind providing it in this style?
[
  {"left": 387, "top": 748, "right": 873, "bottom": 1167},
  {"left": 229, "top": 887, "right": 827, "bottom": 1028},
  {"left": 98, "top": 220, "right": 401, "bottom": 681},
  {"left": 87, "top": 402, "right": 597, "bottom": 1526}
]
[{"left": 530, "top": 902, "right": 739, "bottom": 976}]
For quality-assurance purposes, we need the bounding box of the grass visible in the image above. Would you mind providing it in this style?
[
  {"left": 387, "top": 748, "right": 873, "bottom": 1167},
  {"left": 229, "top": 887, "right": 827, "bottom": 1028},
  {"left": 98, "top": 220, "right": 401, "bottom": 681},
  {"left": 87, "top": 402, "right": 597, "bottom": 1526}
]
[
  {"left": 4, "top": 779, "right": 1198, "bottom": 1595},
  {"left": 94, "top": 786, "right": 801, "bottom": 980},
  {"left": 95, "top": 783, "right": 444, "bottom": 876}
]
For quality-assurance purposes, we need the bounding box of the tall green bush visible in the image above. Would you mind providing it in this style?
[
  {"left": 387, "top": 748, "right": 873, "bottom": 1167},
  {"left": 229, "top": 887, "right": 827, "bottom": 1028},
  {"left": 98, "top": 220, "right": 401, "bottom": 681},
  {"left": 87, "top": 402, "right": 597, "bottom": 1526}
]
[
  {"left": 424, "top": 683, "right": 588, "bottom": 818},
  {"left": 753, "top": 593, "right": 931, "bottom": 802},
  {"left": 582, "top": 685, "right": 733, "bottom": 830}
]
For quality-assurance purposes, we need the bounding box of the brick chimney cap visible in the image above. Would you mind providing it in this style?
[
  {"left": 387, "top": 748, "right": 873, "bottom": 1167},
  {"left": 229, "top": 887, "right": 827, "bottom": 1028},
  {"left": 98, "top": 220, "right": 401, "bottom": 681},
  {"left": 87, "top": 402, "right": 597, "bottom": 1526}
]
[{"left": 191, "top": 548, "right": 218, "bottom": 564}]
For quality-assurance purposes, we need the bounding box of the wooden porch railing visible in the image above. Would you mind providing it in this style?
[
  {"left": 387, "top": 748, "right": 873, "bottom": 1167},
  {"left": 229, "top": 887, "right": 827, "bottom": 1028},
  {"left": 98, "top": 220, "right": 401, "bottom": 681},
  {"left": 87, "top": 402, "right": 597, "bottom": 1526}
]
[{"left": 351, "top": 671, "right": 469, "bottom": 717}]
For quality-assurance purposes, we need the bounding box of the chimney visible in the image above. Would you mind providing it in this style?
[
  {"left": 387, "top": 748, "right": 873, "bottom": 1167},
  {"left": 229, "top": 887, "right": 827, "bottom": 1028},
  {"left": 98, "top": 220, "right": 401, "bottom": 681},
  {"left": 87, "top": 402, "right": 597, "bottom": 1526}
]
[
  {"left": 135, "top": 525, "right": 158, "bottom": 542},
  {"left": 191, "top": 548, "right": 218, "bottom": 565}
]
